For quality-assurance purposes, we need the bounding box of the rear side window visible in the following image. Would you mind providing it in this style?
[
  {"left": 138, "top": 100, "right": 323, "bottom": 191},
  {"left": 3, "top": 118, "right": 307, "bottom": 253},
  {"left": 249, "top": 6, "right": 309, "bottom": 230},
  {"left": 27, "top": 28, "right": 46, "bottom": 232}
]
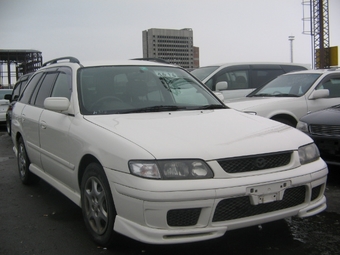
[
  {"left": 19, "top": 73, "right": 44, "bottom": 104},
  {"left": 12, "top": 81, "right": 23, "bottom": 101},
  {"left": 33, "top": 73, "right": 58, "bottom": 107}
]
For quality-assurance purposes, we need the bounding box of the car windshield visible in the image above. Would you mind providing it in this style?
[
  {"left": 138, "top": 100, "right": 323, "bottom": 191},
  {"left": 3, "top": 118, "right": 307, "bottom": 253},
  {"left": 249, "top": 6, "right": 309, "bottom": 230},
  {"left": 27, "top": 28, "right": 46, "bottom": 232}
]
[
  {"left": 78, "top": 65, "right": 226, "bottom": 115},
  {"left": 190, "top": 66, "right": 219, "bottom": 81},
  {"left": 247, "top": 73, "right": 321, "bottom": 97}
]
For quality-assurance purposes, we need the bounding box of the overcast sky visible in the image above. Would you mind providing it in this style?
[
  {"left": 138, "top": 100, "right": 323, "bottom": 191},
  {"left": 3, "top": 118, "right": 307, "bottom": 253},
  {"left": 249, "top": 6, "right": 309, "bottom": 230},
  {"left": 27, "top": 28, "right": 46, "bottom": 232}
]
[{"left": 1, "top": 0, "right": 339, "bottom": 67}]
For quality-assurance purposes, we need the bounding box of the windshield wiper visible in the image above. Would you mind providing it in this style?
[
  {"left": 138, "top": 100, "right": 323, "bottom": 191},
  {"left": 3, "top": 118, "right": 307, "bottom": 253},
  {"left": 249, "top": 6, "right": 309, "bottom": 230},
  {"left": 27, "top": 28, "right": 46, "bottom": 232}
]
[
  {"left": 122, "top": 105, "right": 187, "bottom": 113},
  {"left": 191, "top": 104, "right": 226, "bottom": 110},
  {"left": 251, "top": 93, "right": 273, "bottom": 97},
  {"left": 272, "top": 94, "right": 299, "bottom": 97}
]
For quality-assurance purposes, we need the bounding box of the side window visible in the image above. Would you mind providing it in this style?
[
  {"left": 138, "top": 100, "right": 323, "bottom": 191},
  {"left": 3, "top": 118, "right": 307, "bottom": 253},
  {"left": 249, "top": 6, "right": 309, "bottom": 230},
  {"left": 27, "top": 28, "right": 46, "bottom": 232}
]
[
  {"left": 207, "top": 69, "right": 249, "bottom": 90},
  {"left": 51, "top": 72, "right": 72, "bottom": 100},
  {"left": 34, "top": 73, "right": 58, "bottom": 107},
  {"left": 319, "top": 76, "right": 340, "bottom": 98},
  {"left": 250, "top": 69, "right": 284, "bottom": 88},
  {"left": 20, "top": 73, "right": 44, "bottom": 104},
  {"left": 225, "top": 70, "right": 249, "bottom": 90},
  {"left": 12, "top": 82, "right": 22, "bottom": 100}
]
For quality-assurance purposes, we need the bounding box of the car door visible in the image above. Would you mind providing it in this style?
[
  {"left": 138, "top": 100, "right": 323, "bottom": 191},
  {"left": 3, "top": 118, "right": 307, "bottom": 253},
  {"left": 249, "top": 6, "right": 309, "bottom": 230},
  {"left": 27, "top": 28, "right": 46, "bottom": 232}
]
[
  {"left": 15, "top": 72, "right": 49, "bottom": 169},
  {"left": 206, "top": 65, "right": 251, "bottom": 100},
  {"left": 39, "top": 67, "right": 75, "bottom": 189},
  {"left": 307, "top": 74, "right": 340, "bottom": 113}
]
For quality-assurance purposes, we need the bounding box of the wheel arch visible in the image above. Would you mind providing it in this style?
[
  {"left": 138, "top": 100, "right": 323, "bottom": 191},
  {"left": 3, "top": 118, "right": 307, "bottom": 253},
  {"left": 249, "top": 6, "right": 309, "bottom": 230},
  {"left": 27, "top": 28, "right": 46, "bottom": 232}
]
[
  {"left": 14, "top": 131, "right": 23, "bottom": 149},
  {"left": 270, "top": 114, "right": 298, "bottom": 127},
  {"left": 78, "top": 154, "right": 101, "bottom": 188}
]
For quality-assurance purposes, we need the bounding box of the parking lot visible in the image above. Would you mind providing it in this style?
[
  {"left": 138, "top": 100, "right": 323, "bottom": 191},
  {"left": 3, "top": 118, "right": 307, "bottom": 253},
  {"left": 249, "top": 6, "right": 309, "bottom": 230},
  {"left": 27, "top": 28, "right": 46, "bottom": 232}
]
[{"left": 0, "top": 126, "right": 340, "bottom": 255}]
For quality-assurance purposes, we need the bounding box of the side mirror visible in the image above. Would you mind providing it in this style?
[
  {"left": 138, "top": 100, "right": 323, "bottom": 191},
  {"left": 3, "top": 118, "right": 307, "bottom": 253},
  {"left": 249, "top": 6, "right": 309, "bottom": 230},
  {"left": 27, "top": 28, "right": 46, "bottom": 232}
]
[
  {"left": 214, "top": 92, "right": 225, "bottom": 101},
  {"left": 309, "top": 89, "right": 329, "bottom": 99},
  {"left": 44, "top": 97, "right": 70, "bottom": 112},
  {"left": 216, "top": 81, "right": 228, "bottom": 91}
]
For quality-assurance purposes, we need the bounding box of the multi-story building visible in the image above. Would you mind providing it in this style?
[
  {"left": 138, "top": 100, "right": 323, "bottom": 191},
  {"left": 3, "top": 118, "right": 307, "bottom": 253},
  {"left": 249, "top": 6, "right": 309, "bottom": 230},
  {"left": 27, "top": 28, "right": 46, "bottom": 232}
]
[{"left": 142, "top": 28, "right": 199, "bottom": 69}]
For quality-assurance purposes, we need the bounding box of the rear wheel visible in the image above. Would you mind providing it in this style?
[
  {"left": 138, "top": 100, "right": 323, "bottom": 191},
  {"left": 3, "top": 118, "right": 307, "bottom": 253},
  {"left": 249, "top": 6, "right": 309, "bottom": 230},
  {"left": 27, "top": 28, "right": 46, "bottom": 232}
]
[
  {"left": 81, "top": 163, "right": 117, "bottom": 247},
  {"left": 17, "top": 137, "right": 39, "bottom": 184}
]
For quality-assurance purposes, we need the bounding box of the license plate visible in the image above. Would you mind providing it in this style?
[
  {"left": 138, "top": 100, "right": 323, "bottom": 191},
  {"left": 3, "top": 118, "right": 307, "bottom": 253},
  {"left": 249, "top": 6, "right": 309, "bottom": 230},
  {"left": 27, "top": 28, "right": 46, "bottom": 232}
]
[{"left": 246, "top": 181, "right": 292, "bottom": 205}]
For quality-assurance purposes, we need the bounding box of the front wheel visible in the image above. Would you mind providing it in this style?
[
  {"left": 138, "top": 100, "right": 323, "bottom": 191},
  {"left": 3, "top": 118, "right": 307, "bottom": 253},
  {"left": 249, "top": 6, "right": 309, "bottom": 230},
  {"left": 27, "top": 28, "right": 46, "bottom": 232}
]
[
  {"left": 17, "top": 137, "right": 39, "bottom": 184},
  {"left": 81, "top": 163, "right": 117, "bottom": 247},
  {"left": 6, "top": 117, "right": 11, "bottom": 136}
]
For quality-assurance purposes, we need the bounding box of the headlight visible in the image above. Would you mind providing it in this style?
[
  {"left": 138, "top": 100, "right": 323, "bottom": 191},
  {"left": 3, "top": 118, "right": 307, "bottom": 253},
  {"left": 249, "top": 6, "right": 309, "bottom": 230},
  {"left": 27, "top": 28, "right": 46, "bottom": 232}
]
[
  {"left": 298, "top": 143, "right": 320, "bottom": 165},
  {"left": 129, "top": 159, "right": 214, "bottom": 180},
  {"left": 296, "top": 121, "right": 309, "bottom": 132}
]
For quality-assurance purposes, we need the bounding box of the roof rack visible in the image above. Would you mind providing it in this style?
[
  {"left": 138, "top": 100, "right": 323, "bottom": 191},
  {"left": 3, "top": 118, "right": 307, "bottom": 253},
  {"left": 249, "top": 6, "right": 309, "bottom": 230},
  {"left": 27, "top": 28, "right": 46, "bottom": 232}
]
[
  {"left": 329, "top": 67, "right": 340, "bottom": 71},
  {"left": 42, "top": 56, "right": 80, "bottom": 67}
]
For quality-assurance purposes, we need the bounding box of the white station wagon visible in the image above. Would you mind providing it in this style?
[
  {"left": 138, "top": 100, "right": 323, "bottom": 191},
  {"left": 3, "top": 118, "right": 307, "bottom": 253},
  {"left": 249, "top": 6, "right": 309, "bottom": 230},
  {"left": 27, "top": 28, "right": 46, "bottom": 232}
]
[{"left": 11, "top": 57, "right": 328, "bottom": 246}]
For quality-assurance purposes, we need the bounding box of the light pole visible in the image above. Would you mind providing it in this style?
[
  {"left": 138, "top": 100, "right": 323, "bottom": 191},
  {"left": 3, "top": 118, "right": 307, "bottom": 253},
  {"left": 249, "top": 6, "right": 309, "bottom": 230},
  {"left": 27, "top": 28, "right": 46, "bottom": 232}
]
[{"left": 288, "top": 36, "right": 295, "bottom": 63}]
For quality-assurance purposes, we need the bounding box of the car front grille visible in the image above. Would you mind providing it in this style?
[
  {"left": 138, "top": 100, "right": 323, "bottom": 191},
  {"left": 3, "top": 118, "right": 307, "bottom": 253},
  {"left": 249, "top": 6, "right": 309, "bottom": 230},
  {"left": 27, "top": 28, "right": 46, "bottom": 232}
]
[
  {"left": 310, "top": 124, "right": 340, "bottom": 137},
  {"left": 217, "top": 152, "right": 292, "bottom": 173},
  {"left": 212, "top": 186, "right": 306, "bottom": 222}
]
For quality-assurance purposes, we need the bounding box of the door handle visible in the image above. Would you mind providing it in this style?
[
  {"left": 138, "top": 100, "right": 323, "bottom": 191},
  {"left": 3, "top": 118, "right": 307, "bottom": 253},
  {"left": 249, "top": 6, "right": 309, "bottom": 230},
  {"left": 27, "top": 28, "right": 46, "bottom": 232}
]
[{"left": 41, "top": 121, "right": 47, "bottom": 130}]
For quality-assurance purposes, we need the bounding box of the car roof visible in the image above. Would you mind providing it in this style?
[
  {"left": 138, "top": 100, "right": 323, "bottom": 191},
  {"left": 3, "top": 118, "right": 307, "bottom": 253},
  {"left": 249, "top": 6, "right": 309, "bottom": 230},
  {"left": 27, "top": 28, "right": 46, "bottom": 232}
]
[
  {"left": 40, "top": 57, "right": 177, "bottom": 70},
  {"left": 80, "top": 60, "right": 177, "bottom": 68},
  {"left": 283, "top": 68, "right": 340, "bottom": 75},
  {"left": 198, "top": 62, "right": 311, "bottom": 68}
]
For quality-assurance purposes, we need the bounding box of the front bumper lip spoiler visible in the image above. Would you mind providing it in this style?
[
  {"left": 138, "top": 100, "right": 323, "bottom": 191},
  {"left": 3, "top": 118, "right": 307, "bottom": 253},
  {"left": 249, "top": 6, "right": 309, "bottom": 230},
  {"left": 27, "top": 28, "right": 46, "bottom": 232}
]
[{"left": 298, "top": 196, "right": 327, "bottom": 218}]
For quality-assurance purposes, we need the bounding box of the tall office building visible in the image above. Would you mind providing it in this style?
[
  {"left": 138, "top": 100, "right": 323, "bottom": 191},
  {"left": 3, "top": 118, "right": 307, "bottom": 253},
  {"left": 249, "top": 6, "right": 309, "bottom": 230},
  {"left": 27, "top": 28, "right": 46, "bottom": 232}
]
[{"left": 142, "top": 28, "right": 199, "bottom": 69}]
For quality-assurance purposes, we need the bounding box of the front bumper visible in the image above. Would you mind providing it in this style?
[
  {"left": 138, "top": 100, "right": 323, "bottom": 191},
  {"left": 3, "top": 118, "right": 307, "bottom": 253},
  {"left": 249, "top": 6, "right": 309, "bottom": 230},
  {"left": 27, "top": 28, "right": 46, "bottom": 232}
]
[{"left": 106, "top": 160, "right": 328, "bottom": 244}]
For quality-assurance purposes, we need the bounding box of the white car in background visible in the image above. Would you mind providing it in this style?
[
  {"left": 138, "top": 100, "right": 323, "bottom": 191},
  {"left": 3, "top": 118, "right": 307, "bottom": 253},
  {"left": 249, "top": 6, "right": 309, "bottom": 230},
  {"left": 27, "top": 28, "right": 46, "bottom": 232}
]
[
  {"left": 11, "top": 57, "right": 327, "bottom": 247},
  {"left": 191, "top": 63, "right": 309, "bottom": 100},
  {"left": 0, "top": 89, "right": 13, "bottom": 124},
  {"left": 226, "top": 68, "right": 340, "bottom": 127}
]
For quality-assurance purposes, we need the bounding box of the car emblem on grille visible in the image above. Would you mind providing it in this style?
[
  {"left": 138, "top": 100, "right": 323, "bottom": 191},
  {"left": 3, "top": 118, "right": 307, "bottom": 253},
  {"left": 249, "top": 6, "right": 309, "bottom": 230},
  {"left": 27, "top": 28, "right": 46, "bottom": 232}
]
[{"left": 255, "top": 158, "right": 267, "bottom": 168}]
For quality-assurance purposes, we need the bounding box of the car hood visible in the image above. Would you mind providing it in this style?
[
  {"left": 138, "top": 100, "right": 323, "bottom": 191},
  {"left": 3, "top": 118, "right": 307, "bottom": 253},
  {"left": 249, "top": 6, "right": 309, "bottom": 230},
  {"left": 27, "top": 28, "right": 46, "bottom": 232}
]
[
  {"left": 84, "top": 109, "right": 311, "bottom": 160},
  {"left": 225, "top": 97, "right": 297, "bottom": 111},
  {"left": 300, "top": 104, "right": 340, "bottom": 125}
]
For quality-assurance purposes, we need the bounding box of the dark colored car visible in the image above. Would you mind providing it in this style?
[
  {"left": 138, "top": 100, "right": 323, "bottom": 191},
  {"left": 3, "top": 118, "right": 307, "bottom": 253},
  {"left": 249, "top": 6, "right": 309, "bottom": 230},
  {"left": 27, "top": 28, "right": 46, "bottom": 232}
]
[
  {"left": 297, "top": 104, "right": 340, "bottom": 166},
  {"left": 5, "top": 73, "right": 33, "bottom": 135}
]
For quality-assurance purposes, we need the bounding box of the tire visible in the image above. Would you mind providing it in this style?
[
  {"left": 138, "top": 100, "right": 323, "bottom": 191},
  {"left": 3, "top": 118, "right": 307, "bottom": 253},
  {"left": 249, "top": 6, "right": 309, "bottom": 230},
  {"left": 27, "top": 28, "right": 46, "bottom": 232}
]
[
  {"left": 17, "top": 137, "right": 39, "bottom": 185},
  {"left": 81, "top": 163, "right": 117, "bottom": 247},
  {"left": 6, "top": 117, "right": 11, "bottom": 136}
]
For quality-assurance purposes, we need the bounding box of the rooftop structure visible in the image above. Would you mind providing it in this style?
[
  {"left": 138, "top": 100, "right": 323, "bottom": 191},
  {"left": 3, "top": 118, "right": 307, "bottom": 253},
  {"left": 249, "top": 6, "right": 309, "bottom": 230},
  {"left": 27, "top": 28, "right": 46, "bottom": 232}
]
[
  {"left": 142, "top": 28, "right": 199, "bottom": 69},
  {"left": 0, "top": 49, "right": 42, "bottom": 86}
]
